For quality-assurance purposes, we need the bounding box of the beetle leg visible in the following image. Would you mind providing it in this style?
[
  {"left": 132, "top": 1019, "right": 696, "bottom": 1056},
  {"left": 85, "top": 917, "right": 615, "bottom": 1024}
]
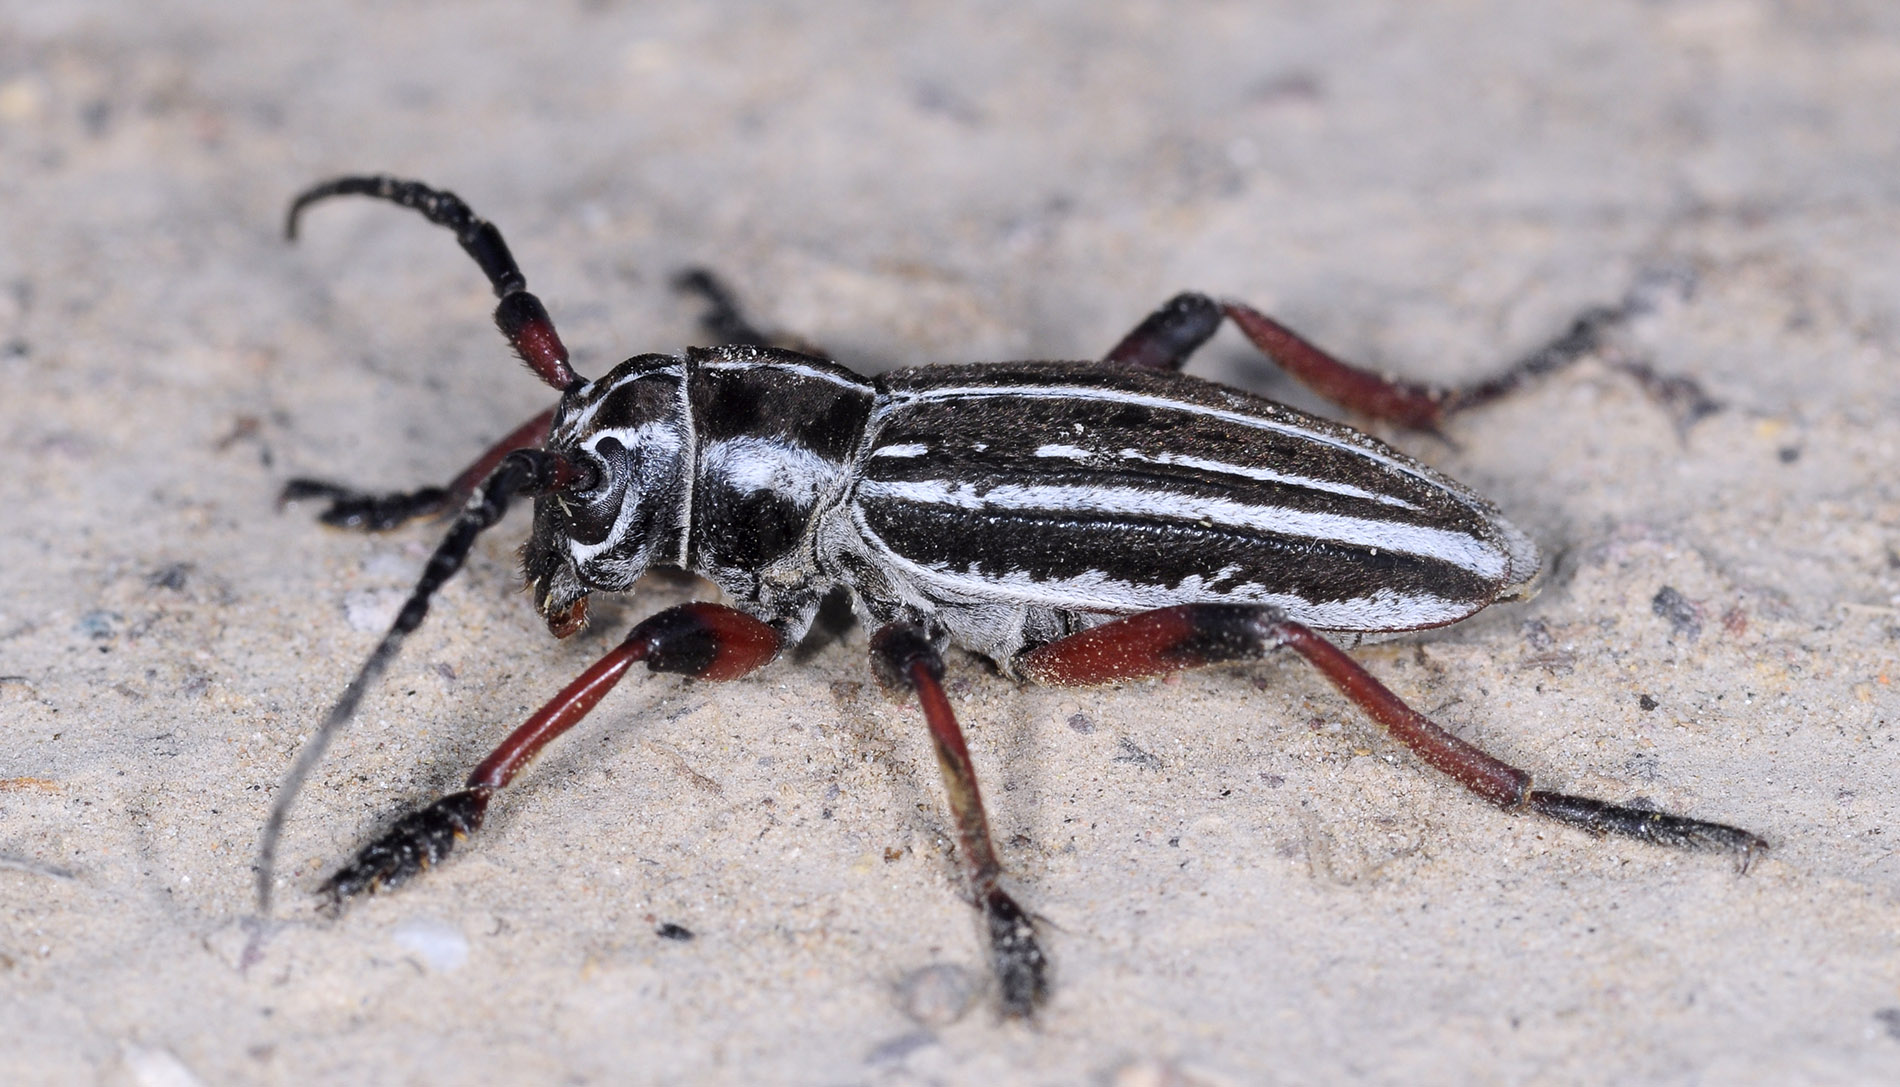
[
  {"left": 1101, "top": 291, "right": 1460, "bottom": 425},
  {"left": 1218, "top": 294, "right": 1716, "bottom": 431},
  {"left": 1018, "top": 603, "right": 1767, "bottom": 865},
  {"left": 1218, "top": 301, "right": 1458, "bottom": 429},
  {"left": 288, "top": 175, "right": 583, "bottom": 391},
  {"left": 1106, "top": 287, "right": 1701, "bottom": 430},
  {"left": 673, "top": 268, "right": 831, "bottom": 358},
  {"left": 870, "top": 624, "right": 1050, "bottom": 1019},
  {"left": 317, "top": 603, "right": 782, "bottom": 909},
  {"left": 282, "top": 406, "right": 556, "bottom": 531},
  {"left": 1101, "top": 292, "right": 1225, "bottom": 371},
  {"left": 258, "top": 449, "right": 590, "bottom": 913}
]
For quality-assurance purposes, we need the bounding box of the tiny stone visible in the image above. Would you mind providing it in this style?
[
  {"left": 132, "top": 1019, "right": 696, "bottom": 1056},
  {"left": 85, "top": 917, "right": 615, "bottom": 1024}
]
[
  {"left": 391, "top": 916, "right": 469, "bottom": 972},
  {"left": 896, "top": 963, "right": 978, "bottom": 1026}
]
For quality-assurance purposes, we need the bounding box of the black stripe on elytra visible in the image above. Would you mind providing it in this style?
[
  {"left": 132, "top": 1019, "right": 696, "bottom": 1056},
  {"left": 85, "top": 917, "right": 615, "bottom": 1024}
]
[
  {"left": 867, "top": 367, "right": 1485, "bottom": 525},
  {"left": 862, "top": 451, "right": 1485, "bottom": 533},
  {"left": 854, "top": 501, "right": 1499, "bottom": 619}
]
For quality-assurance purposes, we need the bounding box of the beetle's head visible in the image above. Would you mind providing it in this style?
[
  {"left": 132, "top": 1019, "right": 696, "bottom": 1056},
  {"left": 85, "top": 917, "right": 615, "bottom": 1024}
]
[{"left": 522, "top": 354, "right": 693, "bottom": 637}]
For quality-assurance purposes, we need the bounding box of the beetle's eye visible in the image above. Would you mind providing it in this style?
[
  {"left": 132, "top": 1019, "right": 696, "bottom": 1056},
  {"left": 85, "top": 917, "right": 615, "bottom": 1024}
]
[
  {"left": 560, "top": 435, "right": 631, "bottom": 546},
  {"left": 576, "top": 436, "right": 623, "bottom": 494}
]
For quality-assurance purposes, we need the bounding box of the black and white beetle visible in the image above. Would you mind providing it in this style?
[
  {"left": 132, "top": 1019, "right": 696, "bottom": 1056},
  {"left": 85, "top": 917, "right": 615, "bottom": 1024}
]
[{"left": 258, "top": 175, "right": 1765, "bottom": 1018}]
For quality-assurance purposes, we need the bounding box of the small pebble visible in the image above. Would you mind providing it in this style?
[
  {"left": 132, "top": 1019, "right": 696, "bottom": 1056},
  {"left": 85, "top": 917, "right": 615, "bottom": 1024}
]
[
  {"left": 897, "top": 963, "right": 978, "bottom": 1026},
  {"left": 391, "top": 916, "right": 469, "bottom": 972}
]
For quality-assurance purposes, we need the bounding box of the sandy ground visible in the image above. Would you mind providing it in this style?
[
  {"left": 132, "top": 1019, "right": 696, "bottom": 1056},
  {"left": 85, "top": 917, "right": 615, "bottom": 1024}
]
[{"left": 3, "top": 2, "right": 1899, "bottom": 1084}]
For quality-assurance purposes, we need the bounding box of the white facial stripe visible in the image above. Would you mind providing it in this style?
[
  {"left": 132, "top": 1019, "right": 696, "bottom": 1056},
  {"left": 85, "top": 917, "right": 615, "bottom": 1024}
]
[
  {"left": 564, "top": 364, "right": 685, "bottom": 438},
  {"left": 566, "top": 422, "right": 681, "bottom": 568},
  {"left": 856, "top": 478, "right": 1506, "bottom": 579}
]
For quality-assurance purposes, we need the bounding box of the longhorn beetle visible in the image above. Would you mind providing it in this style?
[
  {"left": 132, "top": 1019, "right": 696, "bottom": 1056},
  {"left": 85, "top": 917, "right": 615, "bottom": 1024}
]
[{"left": 258, "top": 175, "right": 1766, "bottom": 1018}]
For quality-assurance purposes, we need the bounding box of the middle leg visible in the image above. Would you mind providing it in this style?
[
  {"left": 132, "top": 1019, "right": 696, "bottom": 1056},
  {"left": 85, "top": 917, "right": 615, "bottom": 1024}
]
[{"left": 870, "top": 623, "right": 1050, "bottom": 1019}]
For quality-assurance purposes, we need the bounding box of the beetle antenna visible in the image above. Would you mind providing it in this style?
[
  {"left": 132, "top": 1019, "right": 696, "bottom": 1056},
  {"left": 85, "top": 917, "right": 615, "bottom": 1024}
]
[
  {"left": 286, "top": 175, "right": 586, "bottom": 392},
  {"left": 255, "top": 450, "right": 579, "bottom": 915}
]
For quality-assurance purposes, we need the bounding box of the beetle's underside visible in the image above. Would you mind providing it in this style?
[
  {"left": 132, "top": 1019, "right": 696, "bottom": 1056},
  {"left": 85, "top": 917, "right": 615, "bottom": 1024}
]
[{"left": 258, "top": 176, "right": 1766, "bottom": 1020}]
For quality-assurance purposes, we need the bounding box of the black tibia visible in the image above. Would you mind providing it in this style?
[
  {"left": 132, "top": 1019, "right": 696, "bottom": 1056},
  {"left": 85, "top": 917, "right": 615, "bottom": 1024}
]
[
  {"left": 1528, "top": 792, "right": 1767, "bottom": 863},
  {"left": 672, "top": 268, "right": 829, "bottom": 358},
  {"left": 1438, "top": 274, "right": 1718, "bottom": 429},
  {"left": 1438, "top": 303, "right": 1626, "bottom": 416},
  {"left": 317, "top": 603, "right": 781, "bottom": 913},
  {"left": 979, "top": 888, "right": 1046, "bottom": 1017},
  {"left": 286, "top": 175, "right": 582, "bottom": 391},
  {"left": 255, "top": 449, "right": 579, "bottom": 915},
  {"left": 1110, "top": 282, "right": 1716, "bottom": 430},
  {"left": 1102, "top": 291, "right": 1223, "bottom": 372},
  {"left": 282, "top": 407, "right": 557, "bottom": 533},
  {"left": 673, "top": 268, "right": 773, "bottom": 348},
  {"left": 279, "top": 479, "right": 450, "bottom": 531},
  {"left": 319, "top": 788, "right": 491, "bottom": 908},
  {"left": 870, "top": 624, "right": 1050, "bottom": 1018},
  {"left": 1018, "top": 602, "right": 1767, "bottom": 867}
]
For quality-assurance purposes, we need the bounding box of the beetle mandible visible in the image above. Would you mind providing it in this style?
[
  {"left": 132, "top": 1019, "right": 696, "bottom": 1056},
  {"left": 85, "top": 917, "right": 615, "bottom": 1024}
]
[{"left": 257, "top": 175, "right": 1766, "bottom": 1018}]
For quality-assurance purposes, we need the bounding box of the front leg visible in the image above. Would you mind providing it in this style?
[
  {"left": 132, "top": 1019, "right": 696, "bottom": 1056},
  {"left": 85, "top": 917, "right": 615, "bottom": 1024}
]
[
  {"left": 282, "top": 406, "right": 555, "bottom": 531},
  {"left": 318, "top": 603, "right": 782, "bottom": 906},
  {"left": 870, "top": 624, "right": 1050, "bottom": 1019}
]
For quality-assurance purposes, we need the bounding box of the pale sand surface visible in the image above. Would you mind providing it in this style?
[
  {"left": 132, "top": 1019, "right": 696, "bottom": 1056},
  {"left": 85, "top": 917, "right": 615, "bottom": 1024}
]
[{"left": 3, "top": 3, "right": 1899, "bottom": 1084}]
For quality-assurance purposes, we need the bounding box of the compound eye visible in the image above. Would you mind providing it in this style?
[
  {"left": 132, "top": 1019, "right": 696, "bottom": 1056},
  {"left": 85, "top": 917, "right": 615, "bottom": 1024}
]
[
  {"left": 574, "top": 436, "right": 622, "bottom": 496},
  {"left": 563, "top": 435, "right": 630, "bottom": 546}
]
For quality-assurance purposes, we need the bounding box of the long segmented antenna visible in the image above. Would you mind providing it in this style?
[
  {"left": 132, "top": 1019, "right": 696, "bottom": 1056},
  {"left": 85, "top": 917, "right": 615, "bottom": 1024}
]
[
  {"left": 255, "top": 450, "right": 585, "bottom": 914},
  {"left": 286, "top": 175, "right": 585, "bottom": 391}
]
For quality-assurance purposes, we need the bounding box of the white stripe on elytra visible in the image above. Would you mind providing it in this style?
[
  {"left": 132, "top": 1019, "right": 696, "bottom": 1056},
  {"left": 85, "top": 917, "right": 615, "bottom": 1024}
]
[
  {"left": 1117, "top": 448, "right": 1420, "bottom": 509},
  {"left": 849, "top": 505, "right": 1470, "bottom": 627},
  {"left": 856, "top": 478, "right": 1505, "bottom": 578},
  {"left": 871, "top": 442, "right": 931, "bottom": 459},
  {"left": 879, "top": 382, "right": 1449, "bottom": 493},
  {"left": 940, "top": 442, "right": 1420, "bottom": 510},
  {"left": 1033, "top": 443, "right": 1090, "bottom": 459}
]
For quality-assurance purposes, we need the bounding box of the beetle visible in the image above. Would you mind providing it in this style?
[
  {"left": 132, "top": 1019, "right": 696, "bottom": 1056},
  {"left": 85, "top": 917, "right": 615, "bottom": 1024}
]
[{"left": 256, "top": 175, "right": 1766, "bottom": 1018}]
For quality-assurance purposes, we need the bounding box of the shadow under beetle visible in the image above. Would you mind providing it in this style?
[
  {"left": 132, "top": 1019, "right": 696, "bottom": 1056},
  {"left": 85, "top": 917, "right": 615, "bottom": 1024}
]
[{"left": 257, "top": 175, "right": 1766, "bottom": 1018}]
